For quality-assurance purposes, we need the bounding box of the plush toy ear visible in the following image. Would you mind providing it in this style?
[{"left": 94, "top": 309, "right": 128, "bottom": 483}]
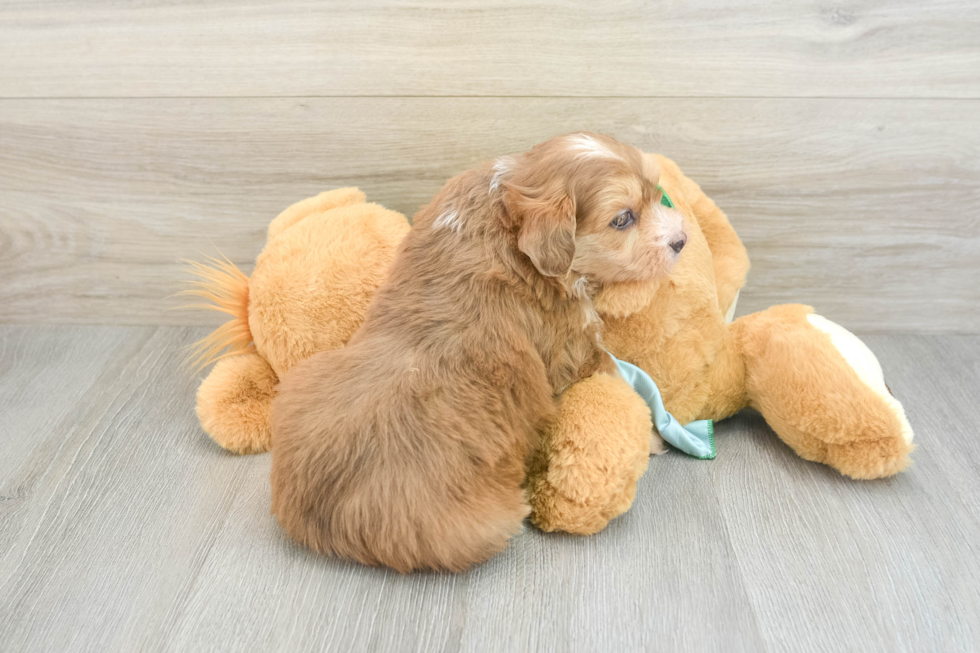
[{"left": 507, "top": 182, "right": 577, "bottom": 278}]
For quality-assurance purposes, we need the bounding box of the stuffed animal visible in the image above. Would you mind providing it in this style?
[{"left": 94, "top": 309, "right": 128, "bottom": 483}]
[{"left": 186, "top": 155, "right": 914, "bottom": 536}]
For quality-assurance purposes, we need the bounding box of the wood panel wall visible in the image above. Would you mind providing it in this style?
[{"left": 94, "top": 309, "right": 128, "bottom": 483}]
[{"left": 1, "top": 1, "right": 978, "bottom": 331}]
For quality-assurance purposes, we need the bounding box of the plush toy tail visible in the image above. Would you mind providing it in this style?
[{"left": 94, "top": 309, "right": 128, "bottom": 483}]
[{"left": 180, "top": 256, "right": 254, "bottom": 370}]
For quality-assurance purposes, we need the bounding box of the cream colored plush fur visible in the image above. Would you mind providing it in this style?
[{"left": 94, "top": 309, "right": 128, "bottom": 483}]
[{"left": 188, "top": 155, "right": 914, "bottom": 535}]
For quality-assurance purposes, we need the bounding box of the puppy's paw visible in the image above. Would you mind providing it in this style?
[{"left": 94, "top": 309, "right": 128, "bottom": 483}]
[
  {"left": 649, "top": 430, "right": 668, "bottom": 456},
  {"left": 528, "top": 373, "right": 652, "bottom": 534}
]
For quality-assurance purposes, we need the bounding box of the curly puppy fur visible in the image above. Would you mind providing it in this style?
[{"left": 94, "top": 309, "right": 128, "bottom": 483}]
[{"left": 270, "top": 133, "right": 687, "bottom": 572}]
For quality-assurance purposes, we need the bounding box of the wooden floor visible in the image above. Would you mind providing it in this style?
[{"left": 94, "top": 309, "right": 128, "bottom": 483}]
[{"left": 1, "top": 325, "right": 978, "bottom": 652}]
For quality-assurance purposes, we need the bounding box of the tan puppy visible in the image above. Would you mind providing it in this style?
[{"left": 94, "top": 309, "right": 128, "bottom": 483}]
[{"left": 270, "top": 133, "right": 687, "bottom": 572}]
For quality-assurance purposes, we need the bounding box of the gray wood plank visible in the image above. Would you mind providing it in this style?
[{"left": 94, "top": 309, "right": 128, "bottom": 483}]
[
  {"left": 456, "top": 460, "right": 767, "bottom": 653},
  {"left": 2, "top": 97, "right": 978, "bottom": 331},
  {"left": 865, "top": 335, "right": 980, "bottom": 523},
  {"left": 0, "top": 325, "right": 764, "bottom": 653},
  {"left": 1, "top": 0, "right": 978, "bottom": 98},
  {"left": 0, "top": 326, "right": 138, "bottom": 485},
  {"left": 707, "top": 335, "right": 980, "bottom": 652},
  {"left": 160, "top": 449, "right": 766, "bottom": 653},
  {"left": 0, "top": 326, "right": 159, "bottom": 571},
  {"left": 0, "top": 325, "right": 256, "bottom": 652},
  {"left": 2, "top": 326, "right": 979, "bottom": 652}
]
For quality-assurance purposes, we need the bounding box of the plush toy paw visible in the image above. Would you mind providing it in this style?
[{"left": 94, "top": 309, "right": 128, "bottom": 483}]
[
  {"left": 804, "top": 314, "right": 914, "bottom": 479},
  {"left": 527, "top": 373, "right": 653, "bottom": 535},
  {"left": 821, "top": 434, "right": 913, "bottom": 480},
  {"left": 196, "top": 352, "right": 278, "bottom": 454},
  {"left": 737, "top": 305, "right": 914, "bottom": 480}
]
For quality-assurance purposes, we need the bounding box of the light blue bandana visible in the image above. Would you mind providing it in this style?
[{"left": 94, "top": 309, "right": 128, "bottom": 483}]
[{"left": 609, "top": 353, "right": 716, "bottom": 459}]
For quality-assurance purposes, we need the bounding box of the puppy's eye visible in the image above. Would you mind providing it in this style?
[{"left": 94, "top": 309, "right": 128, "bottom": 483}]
[{"left": 609, "top": 210, "right": 635, "bottom": 230}]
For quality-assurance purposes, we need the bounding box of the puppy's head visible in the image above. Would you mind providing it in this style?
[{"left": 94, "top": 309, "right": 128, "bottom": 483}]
[{"left": 502, "top": 132, "right": 686, "bottom": 289}]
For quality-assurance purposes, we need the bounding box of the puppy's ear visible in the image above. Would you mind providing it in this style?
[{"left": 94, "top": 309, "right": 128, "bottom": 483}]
[{"left": 506, "top": 182, "right": 576, "bottom": 278}]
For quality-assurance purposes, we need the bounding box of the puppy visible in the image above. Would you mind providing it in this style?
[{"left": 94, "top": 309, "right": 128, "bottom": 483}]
[{"left": 270, "top": 133, "right": 687, "bottom": 572}]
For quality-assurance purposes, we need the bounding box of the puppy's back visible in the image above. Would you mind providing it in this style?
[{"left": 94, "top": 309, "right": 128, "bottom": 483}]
[{"left": 270, "top": 335, "right": 538, "bottom": 572}]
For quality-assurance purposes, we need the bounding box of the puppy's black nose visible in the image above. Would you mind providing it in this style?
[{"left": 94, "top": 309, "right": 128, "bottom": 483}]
[{"left": 670, "top": 233, "right": 687, "bottom": 254}]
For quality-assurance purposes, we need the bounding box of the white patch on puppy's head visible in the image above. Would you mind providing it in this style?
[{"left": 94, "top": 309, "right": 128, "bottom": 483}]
[{"left": 567, "top": 134, "right": 620, "bottom": 160}]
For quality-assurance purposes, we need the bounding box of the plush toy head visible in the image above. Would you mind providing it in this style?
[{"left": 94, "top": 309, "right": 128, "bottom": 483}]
[
  {"left": 248, "top": 188, "right": 410, "bottom": 377},
  {"left": 188, "top": 188, "right": 409, "bottom": 453}
]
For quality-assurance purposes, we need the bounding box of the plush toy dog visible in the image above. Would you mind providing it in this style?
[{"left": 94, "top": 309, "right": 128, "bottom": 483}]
[{"left": 186, "top": 155, "right": 914, "bottom": 536}]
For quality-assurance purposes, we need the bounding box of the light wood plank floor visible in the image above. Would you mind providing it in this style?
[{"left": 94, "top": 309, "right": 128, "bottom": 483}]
[{"left": 1, "top": 325, "right": 978, "bottom": 652}]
